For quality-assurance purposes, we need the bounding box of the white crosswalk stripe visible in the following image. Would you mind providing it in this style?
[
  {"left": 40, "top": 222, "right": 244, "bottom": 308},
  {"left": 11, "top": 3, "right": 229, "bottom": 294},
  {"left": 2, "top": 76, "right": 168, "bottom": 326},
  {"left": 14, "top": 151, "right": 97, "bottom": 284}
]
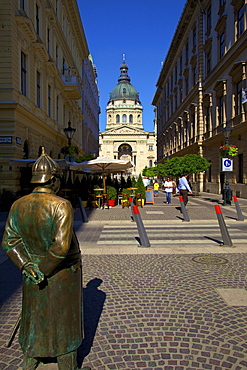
[{"left": 97, "top": 224, "right": 247, "bottom": 246}]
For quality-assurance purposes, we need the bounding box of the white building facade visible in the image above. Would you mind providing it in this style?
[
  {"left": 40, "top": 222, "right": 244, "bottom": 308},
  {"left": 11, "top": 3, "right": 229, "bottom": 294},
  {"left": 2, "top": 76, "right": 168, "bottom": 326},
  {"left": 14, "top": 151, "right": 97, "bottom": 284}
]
[{"left": 100, "top": 61, "right": 156, "bottom": 177}]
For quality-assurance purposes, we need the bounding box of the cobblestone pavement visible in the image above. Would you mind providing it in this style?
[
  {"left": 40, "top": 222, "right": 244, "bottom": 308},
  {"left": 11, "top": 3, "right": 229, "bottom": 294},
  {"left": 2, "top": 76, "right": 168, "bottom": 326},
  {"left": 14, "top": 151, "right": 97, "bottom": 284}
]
[{"left": 0, "top": 192, "right": 247, "bottom": 369}]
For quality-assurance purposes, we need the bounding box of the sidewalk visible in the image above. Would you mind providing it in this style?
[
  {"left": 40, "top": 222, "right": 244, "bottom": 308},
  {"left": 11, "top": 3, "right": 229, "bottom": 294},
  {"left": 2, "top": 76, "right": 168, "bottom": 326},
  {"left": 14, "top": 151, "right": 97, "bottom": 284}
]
[{"left": 0, "top": 192, "right": 247, "bottom": 369}]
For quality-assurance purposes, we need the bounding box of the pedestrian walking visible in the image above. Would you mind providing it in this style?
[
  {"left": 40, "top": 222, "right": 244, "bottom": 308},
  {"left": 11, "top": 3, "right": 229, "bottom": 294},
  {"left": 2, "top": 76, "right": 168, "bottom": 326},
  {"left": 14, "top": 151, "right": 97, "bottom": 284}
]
[
  {"left": 164, "top": 177, "right": 173, "bottom": 204},
  {"left": 172, "top": 178, "right": 178, "bottom": 196},
  {"left": 178, "top": 173, "right": 192, "bottom": 205},
  {"left": 153, "top": 180, "right": 159, "bottom": 197},
  {"left": 142, "top": 176, "right": 149, "bottom": 190}
]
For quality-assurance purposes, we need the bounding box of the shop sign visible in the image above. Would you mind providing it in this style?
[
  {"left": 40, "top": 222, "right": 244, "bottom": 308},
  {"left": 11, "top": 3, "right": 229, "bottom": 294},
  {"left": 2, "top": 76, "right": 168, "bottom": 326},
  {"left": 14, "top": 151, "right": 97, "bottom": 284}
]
[
  {"left": 16, "top": 137, "right": 22, "bottom": 145},
  {"left": 0, "top": 136, "right": 12, "bottom": 143}
]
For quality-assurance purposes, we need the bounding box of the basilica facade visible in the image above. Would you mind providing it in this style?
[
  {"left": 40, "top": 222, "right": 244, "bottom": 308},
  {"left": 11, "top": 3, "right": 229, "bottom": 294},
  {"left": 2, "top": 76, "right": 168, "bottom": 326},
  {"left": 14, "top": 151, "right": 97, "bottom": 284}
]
[{"left": 99, "top": 61, "right": 156, "bottom": 177}]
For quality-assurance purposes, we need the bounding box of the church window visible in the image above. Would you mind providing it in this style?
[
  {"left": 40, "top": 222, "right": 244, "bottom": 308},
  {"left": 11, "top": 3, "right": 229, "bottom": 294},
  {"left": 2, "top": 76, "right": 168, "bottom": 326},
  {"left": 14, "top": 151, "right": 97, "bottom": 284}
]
[
  {"left": 116, "top": 114, "right": 120, "bottom": 123},
  {"left": 122, "top": 114, "right": 127, "bottom": 123},
  {"left": 129, "top": 114, "right": 133, "bottom": 123},
  {"left": 123, "top": 88, "right": 126, "bottom": 95}
]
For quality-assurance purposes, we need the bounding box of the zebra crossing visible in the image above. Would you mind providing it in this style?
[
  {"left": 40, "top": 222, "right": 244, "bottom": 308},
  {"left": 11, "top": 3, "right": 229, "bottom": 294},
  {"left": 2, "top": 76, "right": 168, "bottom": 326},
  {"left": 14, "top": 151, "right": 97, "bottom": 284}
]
[{"left": 96, "top": 222, "right": 247, "bottom": 246}]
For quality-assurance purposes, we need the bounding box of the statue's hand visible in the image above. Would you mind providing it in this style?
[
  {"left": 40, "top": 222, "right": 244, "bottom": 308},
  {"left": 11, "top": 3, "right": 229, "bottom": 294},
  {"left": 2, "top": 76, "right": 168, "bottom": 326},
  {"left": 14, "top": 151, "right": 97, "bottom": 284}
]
[{"left": 22, "top": 262, "right": 45, "bottom": 284}]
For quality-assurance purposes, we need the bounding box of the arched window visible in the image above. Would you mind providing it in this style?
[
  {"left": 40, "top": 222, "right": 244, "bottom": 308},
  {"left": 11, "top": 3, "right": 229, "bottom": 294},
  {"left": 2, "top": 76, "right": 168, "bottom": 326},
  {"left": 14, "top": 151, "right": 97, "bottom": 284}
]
[
  {"left": 129, "top": 114, "right": 133, "bottom": 123},
  {"left": 122, "top": 114, "right": 127, "bottom": 123},
  {"left": 116, "top": 114, "right": 120, "bottom": 123},
  {"left": 118, "top": 143, "right": 132, "bottom": 160}
]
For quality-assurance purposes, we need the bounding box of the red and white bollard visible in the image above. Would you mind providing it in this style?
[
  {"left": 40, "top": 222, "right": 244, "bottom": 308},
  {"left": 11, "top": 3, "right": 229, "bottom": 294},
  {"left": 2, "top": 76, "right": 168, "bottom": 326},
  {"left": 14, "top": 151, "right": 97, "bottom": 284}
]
[
  {"left": 214, "top": 205, "right": 233, "bottom": 247},
  {"left": 129, "top": 196, "right": 136, "bottom": 222},
  {"left": 233, "top": 196, "right": 244, "bottom": 221},
  {"left": 179, "top": 196, "right": 190, "bottom": 222},
  {"left": 133, "top": 205, "right": 150, "bottom": 247}
]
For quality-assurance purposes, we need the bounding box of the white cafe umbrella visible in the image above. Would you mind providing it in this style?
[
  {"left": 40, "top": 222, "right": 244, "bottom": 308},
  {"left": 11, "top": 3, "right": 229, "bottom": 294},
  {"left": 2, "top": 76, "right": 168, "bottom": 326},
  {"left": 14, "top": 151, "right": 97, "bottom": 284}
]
[{"left": 69, "top": 156, "right": 133, "bottom": 192}]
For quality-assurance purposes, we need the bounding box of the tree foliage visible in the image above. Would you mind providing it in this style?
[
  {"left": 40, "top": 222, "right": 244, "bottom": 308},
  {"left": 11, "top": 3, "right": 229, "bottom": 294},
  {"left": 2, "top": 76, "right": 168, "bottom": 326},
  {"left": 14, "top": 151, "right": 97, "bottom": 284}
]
[
  {"left": 142, "top": 163, "right": 166, "bottom": 177},
  {"left": 76, "top": 153, "right": 95, "bottom": 163},
  {"left": 181, "top": 154, "right": 211, "bottom": 175},
  {"left": 136, "top": 173, "right": 146, "bottom": 199},
  {"left": 142, "top": 155, "right": 211, "bottom": 178}
]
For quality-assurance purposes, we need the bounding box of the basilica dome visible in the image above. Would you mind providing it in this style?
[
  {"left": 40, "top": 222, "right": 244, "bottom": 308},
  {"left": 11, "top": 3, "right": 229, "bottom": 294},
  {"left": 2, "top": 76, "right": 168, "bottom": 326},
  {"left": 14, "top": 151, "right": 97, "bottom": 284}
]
[{"left": 109, "top": 61, "right": 141, "bottom": 103}]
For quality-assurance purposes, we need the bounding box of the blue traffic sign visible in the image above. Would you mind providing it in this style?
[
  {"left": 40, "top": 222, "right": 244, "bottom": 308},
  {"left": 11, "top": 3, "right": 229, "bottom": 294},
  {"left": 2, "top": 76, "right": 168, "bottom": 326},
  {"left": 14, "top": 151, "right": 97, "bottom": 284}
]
[{"left": 224, "top": 159, "right": 232, "bottom": 167}]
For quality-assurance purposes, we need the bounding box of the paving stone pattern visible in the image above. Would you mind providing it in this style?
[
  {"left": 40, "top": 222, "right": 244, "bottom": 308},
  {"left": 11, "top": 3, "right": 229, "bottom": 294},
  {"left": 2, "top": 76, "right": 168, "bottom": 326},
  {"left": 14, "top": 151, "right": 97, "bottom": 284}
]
[
  {"left": 78, "top": 253, "right": 247, "bottom": 370},
  {"left": 1, "top": 192, "right": 247, "bottom": 369},
  {"left": 1, "top": 254, "right": 247, "bottom": 369}
]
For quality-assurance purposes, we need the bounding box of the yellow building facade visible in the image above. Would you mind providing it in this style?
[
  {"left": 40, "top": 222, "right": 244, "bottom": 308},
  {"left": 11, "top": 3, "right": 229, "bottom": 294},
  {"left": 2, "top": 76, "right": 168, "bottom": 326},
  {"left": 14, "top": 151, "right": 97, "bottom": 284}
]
[
  {"left": 0, "top": 0, "right": 90, "bottom": 191},
  {"left": 153, "top": 0, "right": 247, "bottom": 198}
]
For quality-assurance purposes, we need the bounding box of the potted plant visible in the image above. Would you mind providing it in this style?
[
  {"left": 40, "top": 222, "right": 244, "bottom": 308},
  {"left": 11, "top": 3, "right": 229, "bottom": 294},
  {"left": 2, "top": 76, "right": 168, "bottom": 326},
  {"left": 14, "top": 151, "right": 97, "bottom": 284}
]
[
  {"left": 135, "top": 174, "right": 146, "bottom": 206},
  {"left": 107, "top": 186, "right": 117, "bottom": 207},
  {"left": 121, "top": 188, "right": 132, "bottom": 207},
  {"left": 61, "top": 145, "right": 79, "bottom": 161},
  {"left": 79, "top": 176, "right": 90, "bottom": 208}
]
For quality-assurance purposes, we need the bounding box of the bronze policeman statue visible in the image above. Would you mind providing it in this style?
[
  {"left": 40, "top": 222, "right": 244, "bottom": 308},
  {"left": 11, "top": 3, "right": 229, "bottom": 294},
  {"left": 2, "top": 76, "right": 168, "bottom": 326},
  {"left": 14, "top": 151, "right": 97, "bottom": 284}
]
[{"left": 2, "top": 148, "right": 89, "bottom": 369}]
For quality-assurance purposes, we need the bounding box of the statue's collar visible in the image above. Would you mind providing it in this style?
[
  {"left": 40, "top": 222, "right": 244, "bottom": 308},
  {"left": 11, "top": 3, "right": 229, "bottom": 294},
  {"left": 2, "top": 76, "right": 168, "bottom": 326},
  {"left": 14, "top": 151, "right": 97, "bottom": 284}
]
[{"left": 32, "top": 187, "right": 55, "bottom": 194}]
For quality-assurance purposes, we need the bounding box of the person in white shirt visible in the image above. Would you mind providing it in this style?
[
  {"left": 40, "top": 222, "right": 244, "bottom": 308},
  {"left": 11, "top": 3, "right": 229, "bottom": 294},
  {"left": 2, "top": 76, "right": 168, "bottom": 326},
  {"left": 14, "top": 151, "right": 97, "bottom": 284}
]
[
  {"left": 142, "top": 176, "right": 149, "bottom": 189},
  {"left": 164, "top": 177, "right": 173, "bottom": 204}
]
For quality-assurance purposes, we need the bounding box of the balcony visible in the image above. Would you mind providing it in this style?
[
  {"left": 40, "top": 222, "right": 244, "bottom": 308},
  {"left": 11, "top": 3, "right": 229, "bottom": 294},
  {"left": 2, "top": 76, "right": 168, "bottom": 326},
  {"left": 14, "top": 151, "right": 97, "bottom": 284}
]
[{"left": 61, "top": 75, "right": 82, "bottom": 100}]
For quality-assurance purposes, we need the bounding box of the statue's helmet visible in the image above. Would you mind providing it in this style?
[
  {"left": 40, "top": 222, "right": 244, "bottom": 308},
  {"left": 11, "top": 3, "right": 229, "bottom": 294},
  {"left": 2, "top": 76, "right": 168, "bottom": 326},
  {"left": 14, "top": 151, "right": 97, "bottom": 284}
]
[{"left": 31, "top": 147, "right": 61, "bottom": 183}]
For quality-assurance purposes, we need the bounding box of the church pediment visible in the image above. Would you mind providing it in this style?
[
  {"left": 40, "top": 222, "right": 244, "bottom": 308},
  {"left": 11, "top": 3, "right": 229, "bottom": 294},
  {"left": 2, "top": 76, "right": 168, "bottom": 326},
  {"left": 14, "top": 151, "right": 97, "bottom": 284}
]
[{"left": 101, "top": 125, "right": 148, "bottom": 136}]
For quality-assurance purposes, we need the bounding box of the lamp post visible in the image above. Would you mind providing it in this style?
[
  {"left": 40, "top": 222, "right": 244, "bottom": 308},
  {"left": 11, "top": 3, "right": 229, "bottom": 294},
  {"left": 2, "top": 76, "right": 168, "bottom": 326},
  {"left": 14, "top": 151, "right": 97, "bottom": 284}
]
[
  {"left": 64, "top": 121, "right": 76, "bottom": 148},
  {"left": 63, "top": 121, "right": 76, "bottom": 191},
  {"left": 222, "top": 125, "right": 233, "bottom": 206},
  {"left": 63, "top": 121, "right": 76, "bottom": 162}
]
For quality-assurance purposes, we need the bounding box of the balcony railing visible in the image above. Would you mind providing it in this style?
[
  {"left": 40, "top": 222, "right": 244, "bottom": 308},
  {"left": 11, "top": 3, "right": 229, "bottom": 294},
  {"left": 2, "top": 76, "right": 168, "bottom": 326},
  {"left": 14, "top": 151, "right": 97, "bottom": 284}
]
[{"left": 61, "top": 75, "right": 82, "bottom": 100}]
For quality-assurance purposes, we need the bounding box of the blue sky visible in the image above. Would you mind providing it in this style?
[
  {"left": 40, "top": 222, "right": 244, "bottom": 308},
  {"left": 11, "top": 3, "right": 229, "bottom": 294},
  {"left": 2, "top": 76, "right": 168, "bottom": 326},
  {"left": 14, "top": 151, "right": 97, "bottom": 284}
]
[{"left": 78, "top": 0, "right": 187, "bottom": 133}]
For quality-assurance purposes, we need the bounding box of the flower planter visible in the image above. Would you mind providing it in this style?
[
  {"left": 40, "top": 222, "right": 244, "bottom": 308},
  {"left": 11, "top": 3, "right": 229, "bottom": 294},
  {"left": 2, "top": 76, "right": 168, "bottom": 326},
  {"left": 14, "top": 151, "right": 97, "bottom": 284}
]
[
  {"left": 82, "top": 200, "right": 88, "bottom": 208},
  {"left": 219, "top": 145, "right": 238, "bottom": 157},
  {"left": 108, "top": 199, "right": 116, "bottom": 207}
]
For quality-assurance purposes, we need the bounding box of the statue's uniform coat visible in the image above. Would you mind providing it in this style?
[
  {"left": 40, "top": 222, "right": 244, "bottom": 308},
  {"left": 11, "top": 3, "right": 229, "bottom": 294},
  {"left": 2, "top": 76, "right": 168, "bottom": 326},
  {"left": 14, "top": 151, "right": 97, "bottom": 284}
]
[{"left": 2, "top": 187, "right": 83, "bottom": 358}]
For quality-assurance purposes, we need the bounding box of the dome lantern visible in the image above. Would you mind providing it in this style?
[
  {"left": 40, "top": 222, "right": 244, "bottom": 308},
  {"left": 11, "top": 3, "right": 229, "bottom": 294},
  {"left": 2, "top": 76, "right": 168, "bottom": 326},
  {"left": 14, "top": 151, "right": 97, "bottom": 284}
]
[{"left": 109, "top": 59, "right": 141, "bottom": 103}]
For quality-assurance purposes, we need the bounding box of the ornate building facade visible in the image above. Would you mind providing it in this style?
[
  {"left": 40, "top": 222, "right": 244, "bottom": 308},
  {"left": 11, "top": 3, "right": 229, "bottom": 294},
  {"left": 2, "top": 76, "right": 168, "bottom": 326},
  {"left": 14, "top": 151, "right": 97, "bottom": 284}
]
[
  {"left": 99, "top": 61, "right": 156, "bottom": 177},
  {"left": 0, "top": 0, "right": 99, "bottom": 190},
  {"left": 152, "top": 0, "right": 247, "bottom": 197}
]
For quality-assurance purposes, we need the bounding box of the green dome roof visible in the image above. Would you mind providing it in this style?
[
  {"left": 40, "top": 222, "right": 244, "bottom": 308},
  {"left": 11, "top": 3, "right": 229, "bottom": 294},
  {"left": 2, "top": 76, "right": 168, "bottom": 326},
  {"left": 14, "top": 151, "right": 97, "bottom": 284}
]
[{"left": 109, "top": 61, "right": 141, "bottom": 102}]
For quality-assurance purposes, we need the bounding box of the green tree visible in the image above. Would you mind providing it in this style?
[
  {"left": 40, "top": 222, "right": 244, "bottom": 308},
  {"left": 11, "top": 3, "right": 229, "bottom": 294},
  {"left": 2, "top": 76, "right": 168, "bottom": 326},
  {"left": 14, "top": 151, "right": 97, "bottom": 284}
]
[
  {"left": 131, "top": 176, "right": 137, "bottom": 188},
  {"left": 136, "top": 173, "right": 146, "bottom": 199},
  {"left": 163, "top": 157, "right": 184, "bottom": 177},
  {"left": 163, "top": 154, "right": 211, "bottom": 177},
  {"left": 76, "top": 153, "right": 95, "bottom": 163},
  {"left": 182, "top": 154, "right": 211, "bottom": 174},
  {"left": 142, "top": 167, "right": 156, "bottom": 177},
  {"left": 142, "top": 163, "right": 166, "bottom": 178}
]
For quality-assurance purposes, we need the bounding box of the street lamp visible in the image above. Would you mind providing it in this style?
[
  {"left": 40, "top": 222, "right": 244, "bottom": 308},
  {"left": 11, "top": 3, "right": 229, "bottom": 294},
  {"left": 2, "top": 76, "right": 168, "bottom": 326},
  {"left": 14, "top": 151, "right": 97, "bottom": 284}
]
[
  {"left": 63, "top": 121, "right": 76, "bottom": 147},
  {"left": 222, "top": 125, "right": 233, "bottom": 206},
  {"left": 63, "top": 121, "right": 76, "bottom": 190}
]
